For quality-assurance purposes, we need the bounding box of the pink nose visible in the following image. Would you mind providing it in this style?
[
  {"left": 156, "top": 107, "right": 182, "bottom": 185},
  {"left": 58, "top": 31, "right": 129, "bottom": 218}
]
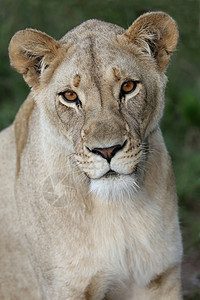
[
  {"left": 90, "top": 142, "right": 126, "bottom": 163},
  {"left": 93, "top": 146, "right": 117, "bottom": 160}
]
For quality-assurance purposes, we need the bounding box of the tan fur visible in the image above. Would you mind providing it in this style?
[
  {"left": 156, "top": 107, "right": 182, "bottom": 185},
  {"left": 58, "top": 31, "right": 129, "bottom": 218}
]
[
  {"left": 0, "top": 12, "right": 182, "bottom": 299},
  {"left": 14, "top": 95, "right": 35, "bottom": 175}
]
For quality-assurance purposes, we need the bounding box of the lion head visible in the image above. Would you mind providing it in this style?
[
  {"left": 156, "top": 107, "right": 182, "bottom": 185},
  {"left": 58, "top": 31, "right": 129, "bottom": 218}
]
[{"left": 9, "top": 12, "right": 178, "bottom": 201}]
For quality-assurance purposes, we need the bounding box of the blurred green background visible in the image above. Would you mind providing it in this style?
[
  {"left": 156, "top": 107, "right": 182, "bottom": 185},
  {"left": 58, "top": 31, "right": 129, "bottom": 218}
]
[{"left": 0, "top": 0, "right": 199, "bottom": 298}]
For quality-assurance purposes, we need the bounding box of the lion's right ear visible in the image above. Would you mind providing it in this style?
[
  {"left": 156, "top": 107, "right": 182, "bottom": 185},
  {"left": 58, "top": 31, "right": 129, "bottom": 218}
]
[
  {"left": 121, "top": 12, "right": 179, "bottom": 72},
  {"left": 9, "top": 29, "right": 61, "bottom": 88}
]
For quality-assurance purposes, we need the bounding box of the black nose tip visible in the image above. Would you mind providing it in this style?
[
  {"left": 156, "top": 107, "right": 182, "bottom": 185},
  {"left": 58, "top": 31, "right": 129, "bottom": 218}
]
[{"left": 90, "top": 140, "right": 127, "bottom": 163}]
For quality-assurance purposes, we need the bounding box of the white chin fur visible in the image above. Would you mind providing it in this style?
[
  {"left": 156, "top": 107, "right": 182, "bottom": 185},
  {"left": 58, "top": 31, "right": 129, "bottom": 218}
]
[{"left": 89, "top": 174, "right": 140, "bottom": 202}]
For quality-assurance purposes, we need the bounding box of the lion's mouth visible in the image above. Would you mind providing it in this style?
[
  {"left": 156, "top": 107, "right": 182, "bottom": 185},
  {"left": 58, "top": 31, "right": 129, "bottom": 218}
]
[
  {"left": 104, "top": 170, "right": 119, "bottom": 178},
  {"left": 103, "top": 166, "right": 138, "bottom": 179}
]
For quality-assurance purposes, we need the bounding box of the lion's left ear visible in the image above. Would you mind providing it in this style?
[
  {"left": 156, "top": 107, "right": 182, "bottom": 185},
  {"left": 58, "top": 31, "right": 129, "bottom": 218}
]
[
  {"left": 122, "top": 12, "right": 179, "bottom": 72},
  {"left": 9, "top": 29, "right": 62, "bottom": 88}
]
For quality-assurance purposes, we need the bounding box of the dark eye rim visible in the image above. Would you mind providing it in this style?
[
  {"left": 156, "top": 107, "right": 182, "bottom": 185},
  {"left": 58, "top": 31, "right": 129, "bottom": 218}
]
[
  {"left": 58, "top": 90, "right": 79, "bottom": 103},
  {"left": 120, "top": 80, "right": 139, "bottom": 97}
]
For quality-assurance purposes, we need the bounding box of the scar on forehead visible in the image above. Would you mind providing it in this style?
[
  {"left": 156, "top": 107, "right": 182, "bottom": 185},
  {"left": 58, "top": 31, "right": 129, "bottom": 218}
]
[
  {"left": 73, "top": 74, "right": 81, "bottom": 87},
  {"left": 113, "top": 68, "right": 121, "bottom": 81}
]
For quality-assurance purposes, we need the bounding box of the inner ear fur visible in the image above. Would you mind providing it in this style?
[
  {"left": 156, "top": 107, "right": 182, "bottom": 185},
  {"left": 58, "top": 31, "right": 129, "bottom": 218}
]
[
  {"left": 123, "top": 12, "right": 179, "bottom": 72},
  {"left": 9, "top": 29, "right": 61, "bottom": 87}
]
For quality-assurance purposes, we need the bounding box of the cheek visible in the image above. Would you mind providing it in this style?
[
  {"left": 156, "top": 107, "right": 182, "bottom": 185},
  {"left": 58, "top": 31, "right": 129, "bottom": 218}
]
[
  {"left": 125, "top": 90, "right": 157, "bottom": 138},
  {"left": 55, "top": 102, "right": 84, "bottom": 142},
  {"left": 56, "top": 102, "right": 73, "bottom": 129}
]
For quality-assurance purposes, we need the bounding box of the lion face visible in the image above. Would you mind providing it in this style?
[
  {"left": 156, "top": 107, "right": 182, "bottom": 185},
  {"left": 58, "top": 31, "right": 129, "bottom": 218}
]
[
  {"left": 38, "top": 34, "right": 165, "bottom": 199},
  {"left": 9, "top": 13, "right": 178, "bottom": 200}
]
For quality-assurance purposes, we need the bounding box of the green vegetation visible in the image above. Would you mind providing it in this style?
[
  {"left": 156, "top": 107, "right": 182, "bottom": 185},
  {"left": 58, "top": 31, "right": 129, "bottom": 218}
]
[{"left": 0, "top": 0, "right": 199, "bottom": 297}]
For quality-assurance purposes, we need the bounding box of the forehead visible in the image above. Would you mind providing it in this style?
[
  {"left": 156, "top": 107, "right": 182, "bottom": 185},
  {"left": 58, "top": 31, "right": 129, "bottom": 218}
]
[
  {"left": 54, "top": 36, "right": 141, "bottom": 87},
  {"left": 51, "top": 19, "right": 156, "bottom": 88},
  {"left": 60, "top": 19, "right": 126, "bottom": 67}
]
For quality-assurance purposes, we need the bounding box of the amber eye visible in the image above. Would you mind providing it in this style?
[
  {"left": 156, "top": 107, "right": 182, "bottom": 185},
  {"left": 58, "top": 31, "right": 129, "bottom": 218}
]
[
  {"left": 121, "top": 80, "right": 137, "bottom": 95},
  {"left": 60, "top": 90, "right": 78, "bottom": 103}
]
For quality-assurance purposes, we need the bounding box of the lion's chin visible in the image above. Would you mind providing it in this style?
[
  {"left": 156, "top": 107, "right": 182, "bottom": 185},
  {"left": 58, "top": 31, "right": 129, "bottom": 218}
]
[{"left": 89, "top": 172, "right": 140, "bottom": 202}]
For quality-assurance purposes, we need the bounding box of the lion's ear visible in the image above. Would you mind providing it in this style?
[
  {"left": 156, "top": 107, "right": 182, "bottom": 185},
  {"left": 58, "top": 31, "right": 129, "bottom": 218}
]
[
  {"left": 9, "top": 29, "right": 61, "bottom": 87},
  {"left": 123, "top": 12, "right": 179, "bottom": 72}
]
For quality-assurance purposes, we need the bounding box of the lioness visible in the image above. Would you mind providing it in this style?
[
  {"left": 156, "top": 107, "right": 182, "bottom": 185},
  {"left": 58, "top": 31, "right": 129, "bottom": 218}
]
[{"left": 0, "top": 12, "right": 182, "bottom": 299}]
